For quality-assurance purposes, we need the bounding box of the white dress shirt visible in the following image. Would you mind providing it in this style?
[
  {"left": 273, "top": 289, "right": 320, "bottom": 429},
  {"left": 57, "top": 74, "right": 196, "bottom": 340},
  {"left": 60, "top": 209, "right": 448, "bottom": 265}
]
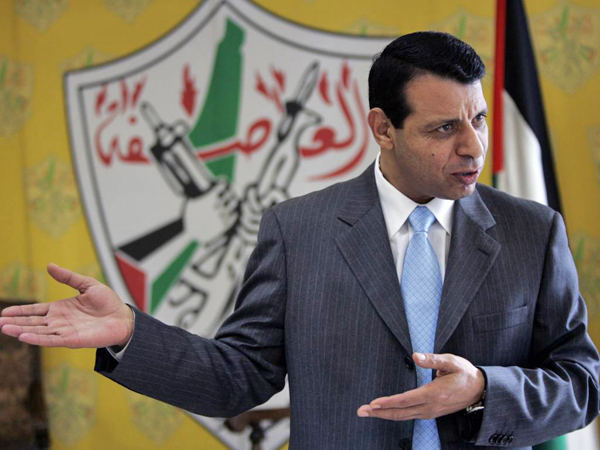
[{"left": 374, "top": 153, "right": 455, "bottom": 281}]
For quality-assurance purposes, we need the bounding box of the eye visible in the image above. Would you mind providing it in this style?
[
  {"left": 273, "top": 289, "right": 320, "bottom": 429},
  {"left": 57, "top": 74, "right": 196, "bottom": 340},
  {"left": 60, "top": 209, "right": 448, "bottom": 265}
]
[
  {"left": 473, "top": 113, "right": 487, "bottom": 125},
  {"left": 436, "top": 123, "right": 454, "bottom": 133}
]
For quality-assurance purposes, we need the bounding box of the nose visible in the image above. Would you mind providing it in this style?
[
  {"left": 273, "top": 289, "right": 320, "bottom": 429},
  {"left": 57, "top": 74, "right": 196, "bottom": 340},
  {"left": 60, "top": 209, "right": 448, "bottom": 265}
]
[{"left": 456, "top": 124, "right": 485, "bottom": 160}]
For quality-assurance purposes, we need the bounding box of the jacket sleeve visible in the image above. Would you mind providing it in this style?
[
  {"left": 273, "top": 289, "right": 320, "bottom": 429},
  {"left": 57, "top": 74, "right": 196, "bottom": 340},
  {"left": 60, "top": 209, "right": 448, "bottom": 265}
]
[
  {"left": 95, "top": 208, "right": 288, "bottom": 418},
  {"left": 474, "top": 211, "right": 600, "bottom": 447}
]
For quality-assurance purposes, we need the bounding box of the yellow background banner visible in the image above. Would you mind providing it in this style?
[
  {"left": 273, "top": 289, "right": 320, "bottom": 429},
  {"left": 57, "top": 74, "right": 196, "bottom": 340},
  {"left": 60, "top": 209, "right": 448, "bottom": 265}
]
[{"left": 1, "top": 0, "right": 599, "bottom": 448}]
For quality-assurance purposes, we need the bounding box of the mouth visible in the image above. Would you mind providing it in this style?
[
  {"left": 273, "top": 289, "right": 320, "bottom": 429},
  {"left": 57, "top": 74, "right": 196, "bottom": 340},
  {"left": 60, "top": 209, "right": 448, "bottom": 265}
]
[{"left": 452, "top": 168, "right": 480, "bottom": 185}]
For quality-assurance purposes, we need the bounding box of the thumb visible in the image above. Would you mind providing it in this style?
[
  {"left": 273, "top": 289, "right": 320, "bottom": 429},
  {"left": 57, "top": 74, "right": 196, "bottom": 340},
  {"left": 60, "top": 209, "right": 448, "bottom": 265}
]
[
  {"left": 213, "top": 177, "right": 229, "bottom": 194},
  {"left": 413, "top": 353, "right": 458, "bottom": 373},
  {"left": 47, "top": 263, "right": 96, "bottom": 292}
]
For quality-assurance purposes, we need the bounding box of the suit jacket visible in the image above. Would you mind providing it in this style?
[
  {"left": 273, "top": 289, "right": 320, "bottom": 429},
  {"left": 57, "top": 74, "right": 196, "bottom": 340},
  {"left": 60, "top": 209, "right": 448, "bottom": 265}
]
[{"left": 96, "top": 163, "right": 599, "bottom": 449}]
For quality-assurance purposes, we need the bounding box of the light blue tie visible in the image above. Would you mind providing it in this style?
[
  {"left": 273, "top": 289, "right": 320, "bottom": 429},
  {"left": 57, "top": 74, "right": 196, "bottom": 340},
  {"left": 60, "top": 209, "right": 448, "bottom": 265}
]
[{"left": 401, "top": 206, "right": 442, "bottom": 450}]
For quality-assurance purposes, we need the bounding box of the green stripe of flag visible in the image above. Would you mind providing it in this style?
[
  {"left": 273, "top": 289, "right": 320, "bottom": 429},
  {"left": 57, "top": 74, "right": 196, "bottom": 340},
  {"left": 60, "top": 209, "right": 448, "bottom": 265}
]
[{"left": 533, "top": 435, "right": 567, "bottom": 450}]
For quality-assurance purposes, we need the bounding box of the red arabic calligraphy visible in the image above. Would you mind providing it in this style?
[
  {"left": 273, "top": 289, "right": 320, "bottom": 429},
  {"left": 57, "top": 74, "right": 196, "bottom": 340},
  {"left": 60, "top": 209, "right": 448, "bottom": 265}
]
[
  {"left": 300, "top": 63, "right": 368, "bottom": 180},
  {"left": 196, "top": 119, "right": 271, "bottom": 161},
  {"left": 195, "top": 62, "right": 368, "bottom": 181},
  {"left": 94, "top": 77, "right": 149, "bottom": 166},
  {"left": 309, "top": 79, "right": 369, "bottom": 181}
]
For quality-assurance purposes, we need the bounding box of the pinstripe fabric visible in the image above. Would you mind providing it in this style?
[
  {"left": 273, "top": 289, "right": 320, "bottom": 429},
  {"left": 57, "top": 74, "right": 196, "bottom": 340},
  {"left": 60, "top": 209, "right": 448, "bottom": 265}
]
[{"left": 96, "top": 164, "right": 599, "bottom": 449}]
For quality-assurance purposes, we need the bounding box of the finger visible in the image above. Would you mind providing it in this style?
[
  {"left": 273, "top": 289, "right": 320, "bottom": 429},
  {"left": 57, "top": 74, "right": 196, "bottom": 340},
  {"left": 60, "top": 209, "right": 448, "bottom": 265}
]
[
  {"left": 357, "top": 403, "right": 434, "bottom": 421},
  {"left": 241, "top": 209, "right": 261, "bottom": 226},
  {"left": 226, "top": 210, "right": 240, "bottom": 226},
  {"left": 369, "top": 385, "right": 430, "bottom": 410},
  {"left": 1, "top": 303, "right": 50, "bottom": 317},
  {"left": 246, "top": 187, "right": 263, "bottom": 213},
  {"left": 2, "top": 324, "right": 55, "bottom": 336},
  {"left": 240, "top": 216, "right": 260, "bottom": 237},
  {"left": 222, "top": 198, "right": 239, "bottom": 215},
  {"left": 413, "top": 352, "right": 459, "bottom": 372},
  {"left": 0, "top": 315, "right": 48, "bottom": 327},
  {"left": 261, "top": 187, "right": 288, "bottom": 208},
  {"left": 47, "top": 263, "right": 94, "bottom": 292},
  {"left": 221, "top": 192, "right": 239, "bottom": 210},
  {"left": 214, "top": 179, "right": 229, "bottom": 196},
  {"left": 237, "top": 225, "right": 259, "bottom": 246},
  {"left": 18, "top": 333, "right": 67, "bottom": 348},
  {"left": 1, "top": 324, "right": 25, "bottom": 338}
]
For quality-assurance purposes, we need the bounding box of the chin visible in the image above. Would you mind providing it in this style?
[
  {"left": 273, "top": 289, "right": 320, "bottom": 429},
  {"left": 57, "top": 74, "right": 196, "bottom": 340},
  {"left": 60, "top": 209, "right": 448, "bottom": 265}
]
[
  {"left": 457, "top": 185, "right": 477, "bottom": 199},
  {"left": 439, "top": 186, "right": 477, "bottom": 201}
]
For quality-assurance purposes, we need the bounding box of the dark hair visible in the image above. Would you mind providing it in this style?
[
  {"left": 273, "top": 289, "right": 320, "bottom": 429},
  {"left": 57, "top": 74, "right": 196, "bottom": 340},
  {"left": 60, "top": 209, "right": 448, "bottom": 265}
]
[{"left": 368, "top": 31, "right": 485, "bottom": 128}]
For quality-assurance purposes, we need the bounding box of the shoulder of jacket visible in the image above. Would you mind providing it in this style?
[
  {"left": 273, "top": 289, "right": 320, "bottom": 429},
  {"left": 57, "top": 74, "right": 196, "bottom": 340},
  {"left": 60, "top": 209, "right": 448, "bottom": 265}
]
[
  {"left": 270, "top": 176, "right": 356, "bottom": 217},
  {"left": 475, "top": 183, "right": 557, "bottom": 224}
]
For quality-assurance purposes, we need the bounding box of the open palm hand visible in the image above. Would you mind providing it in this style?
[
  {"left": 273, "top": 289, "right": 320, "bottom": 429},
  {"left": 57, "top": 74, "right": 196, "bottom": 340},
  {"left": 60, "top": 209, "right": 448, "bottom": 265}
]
[{"left": 0, "top": 263, "right": 134, "bottom": 349}]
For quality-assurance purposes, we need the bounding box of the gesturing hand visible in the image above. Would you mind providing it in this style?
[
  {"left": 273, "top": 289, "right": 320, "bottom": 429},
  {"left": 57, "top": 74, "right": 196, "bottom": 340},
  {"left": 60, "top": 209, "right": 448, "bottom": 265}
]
[
  {"left": 357, "top": 352, "right": 485, "bottom": 421},
  {"left": 0, "top": 263, "right": 134, "bottom": 349}
]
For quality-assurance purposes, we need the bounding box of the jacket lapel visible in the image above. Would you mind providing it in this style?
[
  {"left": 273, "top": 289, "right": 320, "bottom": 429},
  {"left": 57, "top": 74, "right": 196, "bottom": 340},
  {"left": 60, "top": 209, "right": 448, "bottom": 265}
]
[
  {"left": 434, "top": 188, "right": 501, "bottom": 352},
  {"left": 334, "top": 167, "right": 501, "bottom": 355},
  {"left": 335, "top": 165, "right": 413, "bottom": 354}
]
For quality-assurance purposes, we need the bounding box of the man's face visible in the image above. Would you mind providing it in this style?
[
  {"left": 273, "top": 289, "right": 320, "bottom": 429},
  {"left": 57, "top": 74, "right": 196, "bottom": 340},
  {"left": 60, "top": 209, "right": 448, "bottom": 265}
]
[{"left": 377, "top": 74, "right": 488, "bottom": 204}]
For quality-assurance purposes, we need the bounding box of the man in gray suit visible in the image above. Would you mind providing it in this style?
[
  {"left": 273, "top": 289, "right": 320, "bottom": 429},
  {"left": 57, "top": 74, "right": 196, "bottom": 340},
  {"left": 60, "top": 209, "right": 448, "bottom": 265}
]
[{"left": 1, "top": 32, "right": 598, "bottom": 449}]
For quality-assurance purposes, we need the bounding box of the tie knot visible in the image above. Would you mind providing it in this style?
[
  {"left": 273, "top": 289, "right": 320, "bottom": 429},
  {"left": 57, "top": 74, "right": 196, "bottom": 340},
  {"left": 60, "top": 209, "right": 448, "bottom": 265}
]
[{"left": 408, "top": 206, "right": 436, "bottom": 233}]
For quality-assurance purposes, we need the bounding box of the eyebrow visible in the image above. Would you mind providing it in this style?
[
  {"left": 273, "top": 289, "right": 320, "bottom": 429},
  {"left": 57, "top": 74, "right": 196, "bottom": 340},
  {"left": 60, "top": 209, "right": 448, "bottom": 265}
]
[{"left": 423, "top": 108, "right": 488, "bottom": 129}]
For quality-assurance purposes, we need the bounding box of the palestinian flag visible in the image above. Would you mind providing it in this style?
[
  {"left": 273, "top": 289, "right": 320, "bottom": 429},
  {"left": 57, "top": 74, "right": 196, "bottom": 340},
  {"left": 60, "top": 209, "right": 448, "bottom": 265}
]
[
  {"left": 492, "top": 0, "right": 560, "bottom": 210},
  {"left": 493, "top": 1, "right": 598, "bottom": 449}
]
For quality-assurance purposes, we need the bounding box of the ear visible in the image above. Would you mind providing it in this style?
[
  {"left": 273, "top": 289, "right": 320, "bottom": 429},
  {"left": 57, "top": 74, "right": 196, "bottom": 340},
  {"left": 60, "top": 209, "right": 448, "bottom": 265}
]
[{"left": 367, "top": 108, "right": 395, "bottom": 151}]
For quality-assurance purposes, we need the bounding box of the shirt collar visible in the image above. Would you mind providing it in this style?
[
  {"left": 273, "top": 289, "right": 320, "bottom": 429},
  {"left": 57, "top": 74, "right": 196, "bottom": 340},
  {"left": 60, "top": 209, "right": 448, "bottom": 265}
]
[{"left": 374, "top": 153, "right": 455, "bottom": 240}]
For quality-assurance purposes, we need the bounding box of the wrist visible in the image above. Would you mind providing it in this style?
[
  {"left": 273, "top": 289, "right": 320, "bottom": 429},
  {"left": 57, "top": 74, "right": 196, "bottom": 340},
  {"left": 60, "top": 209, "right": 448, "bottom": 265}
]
[
  {"left": 117, "top": 304, "right": 135, "bottom": 347},
  {"left": 466, "top": 369, "right": 486, "bottom": 414},
  {"left": 465, "top": 388, "right": 486, "bottom": 414}
]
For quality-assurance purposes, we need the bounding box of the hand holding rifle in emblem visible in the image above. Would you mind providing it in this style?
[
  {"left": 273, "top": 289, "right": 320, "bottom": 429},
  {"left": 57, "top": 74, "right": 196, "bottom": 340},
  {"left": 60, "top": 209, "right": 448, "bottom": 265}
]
[
  {"left": 183, "top": 177, "right": 239, "bottom": 245},
  {"left": 168, "top": 62, "right": 322, "bottom": 334},
  {"left": 0, "top": 263, "right": 134, "bottom": 349},
  {"left": 233, "top": 62, "right": 324, "bottom": 247},
  {"left": 141, "top": 102, "right": 239, "bottom": 245}
]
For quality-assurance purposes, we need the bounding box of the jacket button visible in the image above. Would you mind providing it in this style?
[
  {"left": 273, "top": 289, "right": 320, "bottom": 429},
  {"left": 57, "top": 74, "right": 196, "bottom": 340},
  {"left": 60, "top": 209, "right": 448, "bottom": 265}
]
[
  {"left": 507, "top": 436, "right": 514, "bottom": 444},
  {"left": 501, "top": 435, "right": 509, "bottom": 444},
  {"left": 404, "top": 356, "right": 415, "bottom": 370},
  {"left": 489, "top": 434, "right": 498, "bottom": 444},
  {"left": 398, "top": 438, "right": 411, "bottom": 449}
]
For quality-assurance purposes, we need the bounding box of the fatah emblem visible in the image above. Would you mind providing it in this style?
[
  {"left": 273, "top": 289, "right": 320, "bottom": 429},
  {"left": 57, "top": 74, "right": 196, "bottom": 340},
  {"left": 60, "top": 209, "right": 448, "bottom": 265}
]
[
  {"left": 126, "top": 391, "right": 184, "bottom": 444},
  {"left": 531, "top": 1, "right": 600, "bottom": 93},
  {"left": 15, "top": 0, "right": 68, "bottom": 32},
  {"left": 44, "top": 363, "right": 98, "bottom": 446},
  {"left": 588, "top": 126, "right": 600, "bottom": 186},
  {"left": 0, "top": 57, "right": 33, "bottom": 137},
  {"left": 104, "top": 0, "right": 154, "bottom": 23},
  {"left": 25, "top": 155, "right": 81, "bottom": 238},
  {"left": 65, "top": 1, "right": 388, "bottom": 448},
  {"left": 0, "top": 261, "right": 46, "bottom": 302}
]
